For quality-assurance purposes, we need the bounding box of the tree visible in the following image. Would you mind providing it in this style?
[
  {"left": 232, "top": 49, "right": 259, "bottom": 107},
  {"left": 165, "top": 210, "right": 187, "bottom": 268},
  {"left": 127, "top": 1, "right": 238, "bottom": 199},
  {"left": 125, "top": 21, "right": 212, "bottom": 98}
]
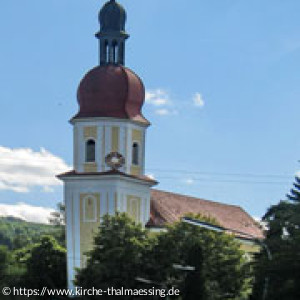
[
  {"left": 49, "top": 203, "right": 66, "bottom": 246},
  {"left": 145, "top": 215, "right": 250, "bottom": 300},
  {"left": 76, "top": 213, "right": 250, "bottom": 300},
  {"left": 252, "top": 176, "right": 300, "bottom": 300},
  {"left": 23, "top": 236, "right": 67, "bottom": 296},
  {"left": 287, "top": 176, "right": 300, "bottom": 202},
  {"left": 49, "top": 203, "right": 65, "bottom": 226},
  {"left": 0, "top": 216, "right": 64, "bottom": 250},
  {"left": 0, "top": 246, "right": 8, "bottom": 283},
  {"left": 182, "top": 243, "right": 207, "bottom": 300},
  {"left": 75, "top": 213, "right": 151, "bottom": 299},
  {"left": 75, "top": 212, "right": 251, "bottom": 300},
  {"left": 12, "top": 234, "right": 30, "bottom": 250}
]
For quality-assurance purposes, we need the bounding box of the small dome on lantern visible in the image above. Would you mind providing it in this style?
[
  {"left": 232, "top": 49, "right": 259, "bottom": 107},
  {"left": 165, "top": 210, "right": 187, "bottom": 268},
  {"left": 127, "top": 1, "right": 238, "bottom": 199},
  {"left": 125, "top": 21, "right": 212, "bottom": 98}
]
[{"left": 99, "top": 0, "right": 126, "bottom": 32}]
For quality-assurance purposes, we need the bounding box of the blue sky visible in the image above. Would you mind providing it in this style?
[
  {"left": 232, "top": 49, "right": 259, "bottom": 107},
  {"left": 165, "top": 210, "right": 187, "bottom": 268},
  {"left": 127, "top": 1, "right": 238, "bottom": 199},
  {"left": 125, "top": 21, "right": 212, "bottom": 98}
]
[{"left": 0, "top": 0, "right": 299, "bottom": 222}]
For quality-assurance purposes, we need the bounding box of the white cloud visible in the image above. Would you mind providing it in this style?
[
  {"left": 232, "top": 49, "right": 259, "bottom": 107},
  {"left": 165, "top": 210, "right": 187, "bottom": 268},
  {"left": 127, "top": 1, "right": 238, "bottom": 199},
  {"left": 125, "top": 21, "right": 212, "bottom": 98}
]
[
  {"left": 43, "top": 186, "right": 55, "bottom": 193},
  {"left": 146, "top": 89, "right": 180, "bottom": 116},
  {"left": 0, "top": 146, "right": 70, "bottom": 193},
  {"left": 155, "top": 108, "right": 178, "bottom": 116},
  {"left": 155, "top": 109, "right": 171, "bottom": 116},
  {"left": 296, "top": 171, "right": 300, "bottom": 178},
  {"left": 146, "top": 89, "right": 206, "bottom": 115},
  {"left": 145, "top": 89, "right": 170, "bottom": 106},
  {"left": 183, "top": 178, "right": 195, "bottom": 185},
  {"left": 0, "top": 202, "right": 55, "bottom": 224},
  {"left": 146, "top": 173, "right": 155, "bottom": 180},
  {"left": 193, "top": 93, "right": 205, "bottom": 108},
  {"left": 253, "top": 216, "right": 261, "bottom": 223},
  {"left": 253, "top": 216, "right": 268, "bottom": 231}
]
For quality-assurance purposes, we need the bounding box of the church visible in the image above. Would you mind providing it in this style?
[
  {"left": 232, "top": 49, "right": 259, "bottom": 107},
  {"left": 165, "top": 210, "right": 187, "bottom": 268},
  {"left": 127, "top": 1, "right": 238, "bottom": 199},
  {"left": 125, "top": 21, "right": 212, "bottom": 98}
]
[{"left": 58, "top": 0, "right": 263, "bottom": 291}]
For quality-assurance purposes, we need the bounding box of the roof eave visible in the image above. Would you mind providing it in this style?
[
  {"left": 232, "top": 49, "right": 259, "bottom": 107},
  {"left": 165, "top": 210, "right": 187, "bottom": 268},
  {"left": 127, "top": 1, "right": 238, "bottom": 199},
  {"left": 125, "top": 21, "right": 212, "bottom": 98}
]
[{"left": 57, "top": 171, "right": 158, "bottom": 187}]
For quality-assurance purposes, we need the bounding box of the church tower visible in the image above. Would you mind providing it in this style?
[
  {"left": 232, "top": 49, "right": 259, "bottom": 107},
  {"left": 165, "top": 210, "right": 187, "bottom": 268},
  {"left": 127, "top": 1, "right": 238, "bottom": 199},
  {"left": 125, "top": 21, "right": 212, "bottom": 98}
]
[{"left": 58, "top": 0, "right": 157, "bottom": 290}]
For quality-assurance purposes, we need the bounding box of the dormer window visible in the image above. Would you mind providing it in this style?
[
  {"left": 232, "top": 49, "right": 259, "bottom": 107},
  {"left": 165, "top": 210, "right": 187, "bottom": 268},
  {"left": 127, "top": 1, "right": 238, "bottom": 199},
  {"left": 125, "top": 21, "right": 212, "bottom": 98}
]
[
  {"left": 86, "top": 139, "right": 96, "bottom": 163},
  {"left": 132, "top": 142, "right": 139, "bottom": 165}
]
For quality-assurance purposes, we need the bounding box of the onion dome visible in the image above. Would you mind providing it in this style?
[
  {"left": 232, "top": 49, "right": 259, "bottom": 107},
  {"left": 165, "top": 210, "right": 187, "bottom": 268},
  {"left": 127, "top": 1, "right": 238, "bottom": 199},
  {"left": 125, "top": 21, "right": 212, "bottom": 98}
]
[
  {"left": 74, "top": 65, "right": 148, "bottom": 124},
  {"left": 72, "top": 1, "right": 148, "bottom": 124}
]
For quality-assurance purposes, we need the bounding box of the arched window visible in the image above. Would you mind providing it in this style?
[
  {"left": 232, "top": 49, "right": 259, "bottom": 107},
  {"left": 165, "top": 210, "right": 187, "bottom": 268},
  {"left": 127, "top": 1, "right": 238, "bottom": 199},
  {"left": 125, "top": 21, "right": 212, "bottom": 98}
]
[
  {"left": 132, "top": 142, "right": 139, "bottom": 165},
  {"left": 86, "top": 139, "right": 96, "bottom": 163},
  {"left": 105, "top": 40, "right": 109, "bottom": 63},
  {"left": 112, "top": 40, "right": 118, "bottom": 64}
]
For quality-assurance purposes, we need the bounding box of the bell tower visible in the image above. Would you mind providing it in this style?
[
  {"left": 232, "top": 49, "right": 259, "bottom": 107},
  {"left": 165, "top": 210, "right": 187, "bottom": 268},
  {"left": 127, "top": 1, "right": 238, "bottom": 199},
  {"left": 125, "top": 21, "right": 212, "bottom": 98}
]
[{"left": 58, "top": 0, "right": 157, "bottom": 291}]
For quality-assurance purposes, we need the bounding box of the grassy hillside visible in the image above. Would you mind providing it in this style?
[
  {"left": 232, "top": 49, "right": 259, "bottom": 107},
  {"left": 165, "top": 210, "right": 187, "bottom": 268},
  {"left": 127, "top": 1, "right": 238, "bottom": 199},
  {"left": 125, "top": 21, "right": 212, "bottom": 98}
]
[{"left": 0, "top": 217, "right": 64, "bottom": 249}]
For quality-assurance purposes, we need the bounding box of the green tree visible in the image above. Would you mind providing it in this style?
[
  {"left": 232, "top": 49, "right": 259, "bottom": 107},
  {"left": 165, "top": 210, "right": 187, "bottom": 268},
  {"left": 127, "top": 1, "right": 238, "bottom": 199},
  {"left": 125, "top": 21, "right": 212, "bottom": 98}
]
[
  {"left": 22, "top": 236, "right": 67, "bottom": 296},
  {"left": 76, "top": 213, "right": 250, "bottom": 300},
  {"left": 287, "top": 176, "right": 300, "bottom": 202},
  {"left": 76, "top": 213, "right": 151, "bottom": 299},
  {"left": 49, "top": 203, "right": 65, "bottom": 226},
  {"left": 12, "top": 234, "right": 30, "bottom": 250},
  {"left": 252, "top": 176, "right": 300, "bottom": 300},
  {"left": 49, "top": 203, "right": 66, "bottom": 247},
  {"left": 182, "top": 244, "right": 207, "bottom": 300},
  {"left": 146, "top": 215, "right": 250, "bottom": 300},
  {"left": 0, "top": 246, "right": 8, "bottom": 284},
  {"left": 0, "top": 216, "right": 64, "bottom": 250}
]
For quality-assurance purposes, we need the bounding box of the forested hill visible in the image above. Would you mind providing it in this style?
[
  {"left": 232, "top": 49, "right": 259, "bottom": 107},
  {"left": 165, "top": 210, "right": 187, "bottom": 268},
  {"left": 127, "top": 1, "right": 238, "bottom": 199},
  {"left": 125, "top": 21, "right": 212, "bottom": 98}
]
[{"left": 0, "top": 216, "right": 64, "bottom": 249}]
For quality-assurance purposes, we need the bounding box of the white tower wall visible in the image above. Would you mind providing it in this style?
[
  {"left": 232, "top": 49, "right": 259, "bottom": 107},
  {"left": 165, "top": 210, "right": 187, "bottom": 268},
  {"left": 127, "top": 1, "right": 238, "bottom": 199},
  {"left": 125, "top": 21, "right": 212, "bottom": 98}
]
[{"left": 60, "top": 117, "right": 155, "bottom": 291}]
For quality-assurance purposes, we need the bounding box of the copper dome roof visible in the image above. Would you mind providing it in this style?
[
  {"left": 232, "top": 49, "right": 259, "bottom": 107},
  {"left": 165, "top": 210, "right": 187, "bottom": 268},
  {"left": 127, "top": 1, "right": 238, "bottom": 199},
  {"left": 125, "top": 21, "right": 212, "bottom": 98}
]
[{"left": 74, "top": 65, "right": 149, "bottom": 124}]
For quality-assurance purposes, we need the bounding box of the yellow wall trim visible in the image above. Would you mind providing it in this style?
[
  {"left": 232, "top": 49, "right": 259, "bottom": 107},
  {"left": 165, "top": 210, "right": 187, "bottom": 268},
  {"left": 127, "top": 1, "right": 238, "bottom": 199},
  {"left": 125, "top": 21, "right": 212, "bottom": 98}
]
[
  {"left": 132, "top": 129, "right": 142, "bottom": 142},
  {"left": 102, "top": 126, "right": 105, "bottom": 169},
  {"left": 106, "top": 192, "right": 109, "bottom": 214},
  {"left": 239, "top": 242, "right": 261, "bottom": 254},
  {"left": 84, "top": 163, "right": 97, "bottom": 173},
  {"left": 80, "top": 193, "right": 100, "bottom": 268},
  {"left": 131, "top": 165, "right": 141, "bottom": 176},
  {"left": 84, "top": 126, "right": 97, "bottom": 139},
  {"left": 114, "top": 192, "right": 118, "bottom": 213},
  {"left": 126, "top": 195, "right": 141, "bottom": 223},
  {"left": 111, "top": 127, "right": 120, "bottom": 152},
  {"left": 131, "top": 129, "right": 142, "bottom": 175}
]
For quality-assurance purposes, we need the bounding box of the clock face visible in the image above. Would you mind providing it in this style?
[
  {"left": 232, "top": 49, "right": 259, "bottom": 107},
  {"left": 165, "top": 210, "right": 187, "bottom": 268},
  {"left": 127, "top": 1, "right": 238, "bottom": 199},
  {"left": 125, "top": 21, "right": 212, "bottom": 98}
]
[{"left": 105, "top": 152, "right": 125, "bottom": 170}]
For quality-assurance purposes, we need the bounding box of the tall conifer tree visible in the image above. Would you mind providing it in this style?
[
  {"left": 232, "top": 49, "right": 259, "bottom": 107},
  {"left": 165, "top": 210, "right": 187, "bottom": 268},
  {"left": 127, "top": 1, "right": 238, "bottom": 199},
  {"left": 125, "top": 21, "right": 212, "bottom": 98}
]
[{"left": 252, "top": 175, "right": 300, "bottom": 300}]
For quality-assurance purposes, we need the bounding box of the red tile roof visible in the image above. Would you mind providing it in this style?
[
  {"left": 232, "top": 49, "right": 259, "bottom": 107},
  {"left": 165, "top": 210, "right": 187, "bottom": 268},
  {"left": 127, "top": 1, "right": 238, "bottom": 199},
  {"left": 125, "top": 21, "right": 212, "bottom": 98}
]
[{"left": 148, "top": 189, "right": 264, "bottom": 239}]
